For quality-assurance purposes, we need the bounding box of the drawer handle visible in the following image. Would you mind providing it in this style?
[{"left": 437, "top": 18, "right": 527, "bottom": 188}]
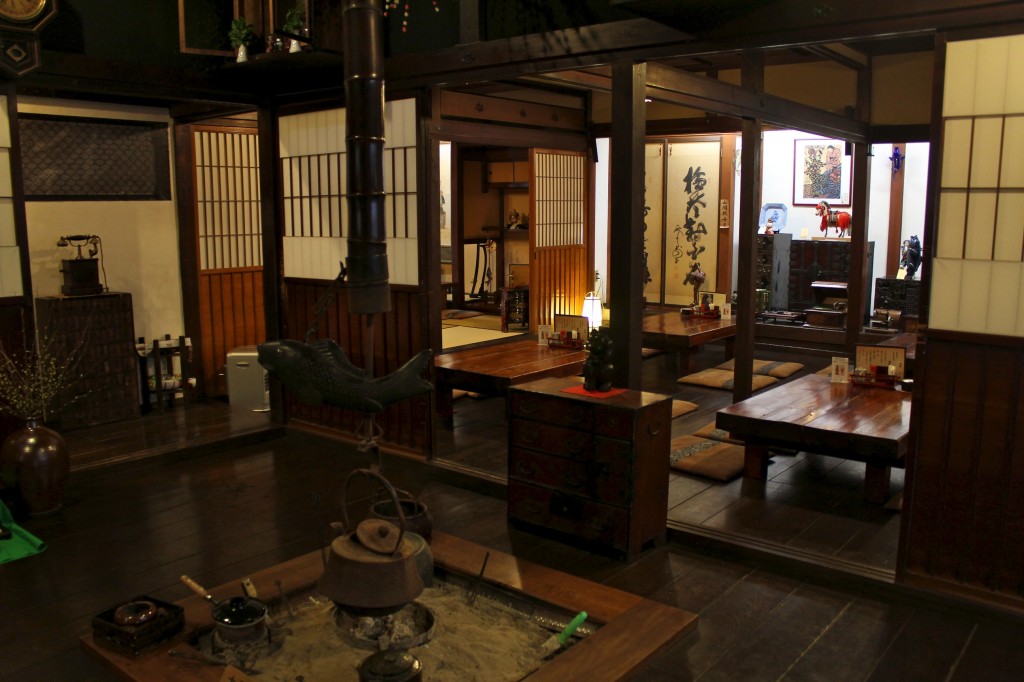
[
  {"left": 515, "top": 462, "right": 536, "bottom": 477},
  {"left": 589, "top": 519, "right": 607, "bottom": 533},
  {"left": 567, "top": 438, "right": 586, "bottom": 455},
  {"left": 563, "top": 472, "right": 584, "bottom": 487},
  {"left": 567, "top": 410, "right": 586, "bottom": 425},
  {"left": 519, "top": 400, "right": 539, "bottom": 415},
  {"left": 647, "top": 420, "right": 664, "bottom": 436},
  {"left": 519, "top": 429, "right": 539, "bottom": 444},
  {"left": 523, "top": 501, "right": 544, "bottom": 514}
]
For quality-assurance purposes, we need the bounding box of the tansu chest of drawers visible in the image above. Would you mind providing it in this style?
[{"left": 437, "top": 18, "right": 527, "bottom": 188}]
[{"left": 507, "top": 376, "right": 673, "bottom": 558}]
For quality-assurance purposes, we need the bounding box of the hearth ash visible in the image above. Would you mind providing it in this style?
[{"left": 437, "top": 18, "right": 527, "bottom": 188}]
[
  {"left": 335, "top": 601, "right": 436, "bottom": 650},
  {"left": 190, "top": 580, "right": 590, "bottom": 681}
]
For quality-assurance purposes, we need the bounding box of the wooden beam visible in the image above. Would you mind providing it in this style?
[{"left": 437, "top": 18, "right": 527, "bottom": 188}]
[
  {"left": 439, "top": 90, "right": 586, "bottom": 131},
  {"left": 427, "top": 117, "right": 590, "bottom": 151},
  {"left": 609, "top": 61, "right": 647, "bottom": 391},
  {"left": 645, "top": 62, "right": 868, "bottom": 142},
  {"left": 538, "top": 65, "right": 867, "bottom": 142}
]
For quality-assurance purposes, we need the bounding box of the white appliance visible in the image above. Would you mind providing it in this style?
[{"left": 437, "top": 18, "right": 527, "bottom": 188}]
[{"left": 226, "top": 346, "right": 270, "bottom": 412}]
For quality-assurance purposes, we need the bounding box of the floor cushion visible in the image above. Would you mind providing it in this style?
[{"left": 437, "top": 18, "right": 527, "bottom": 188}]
[
  {"left": 677, "top": 368, "right": 778, "bottom": 391},
  {"left": 692, "top": 420, "right": 745, "bottom": 444},
  {"left": 672, "top": 400, "right": 699, "bottom": 419},
  {"left": 669, "top": 435, "right": 745, "bottom": 482},
  {"left": 716, "top": 358, "right": 804, "bottom": 378}
]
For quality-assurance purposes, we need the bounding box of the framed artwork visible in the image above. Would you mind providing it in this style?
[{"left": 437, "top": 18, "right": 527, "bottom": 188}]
[{"left": 793, "top": 138, "right": 851, "bottom": 206}]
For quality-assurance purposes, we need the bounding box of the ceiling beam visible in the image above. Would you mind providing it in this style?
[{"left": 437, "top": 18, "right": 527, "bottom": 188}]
[{"left": 534, "top": 64, "right": 867, "bottom": 142}]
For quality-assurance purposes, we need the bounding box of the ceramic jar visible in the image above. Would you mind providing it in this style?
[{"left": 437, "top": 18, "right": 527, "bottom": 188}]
[{"left": 0, "top": 419, "right": 70, "bottom": 517}]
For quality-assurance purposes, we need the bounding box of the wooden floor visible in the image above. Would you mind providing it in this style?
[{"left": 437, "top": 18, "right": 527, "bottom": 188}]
[
  {"left": 4, "top": 422, "right": 1024, "bottom": 680},
  {"left": 436, "top": 342, "right": 904, "bottom": 579}
]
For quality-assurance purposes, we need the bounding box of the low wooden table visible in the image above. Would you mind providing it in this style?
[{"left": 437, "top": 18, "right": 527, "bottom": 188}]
[
  {"left": 434, "top": 338, "right": 589, "bottom": 424},
  {"left": 716, "top": 373, "right": 912, "bottom": 503},
  {"left": 642, "top": 310, "right": 737, "bottom": 372},
  {"left": 81, "top": 532, "right": 697, "bottom": 681}
]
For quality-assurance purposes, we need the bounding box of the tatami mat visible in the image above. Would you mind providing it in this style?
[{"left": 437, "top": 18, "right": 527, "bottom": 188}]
[{"left": 441, "top": 325, "right": 524, "bottom": 350}]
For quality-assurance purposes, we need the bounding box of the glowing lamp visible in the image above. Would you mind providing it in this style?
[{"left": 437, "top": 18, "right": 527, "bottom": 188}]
[{"left": 582, "top": 292, "right": 603, "bottom": 330}]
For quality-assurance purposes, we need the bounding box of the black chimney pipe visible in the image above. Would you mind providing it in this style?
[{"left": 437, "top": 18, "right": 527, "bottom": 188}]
[{"left": 342, "top": 0, "right": 390, "bottom": 315}]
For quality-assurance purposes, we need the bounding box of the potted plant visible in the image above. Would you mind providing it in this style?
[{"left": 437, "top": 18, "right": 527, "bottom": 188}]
[
  {"left": 0, "top": 334, "right": 85, "bottom": 517},
  {"left": 228, "top": 17, "right": 255, "bottom": 62},
  {"left": 282, "top": 7, "right": 306, "bottom": 53}
]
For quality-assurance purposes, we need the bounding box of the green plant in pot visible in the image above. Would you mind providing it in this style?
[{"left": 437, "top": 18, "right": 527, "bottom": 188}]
[
  {"left": 0, "top": 334, "right": 85, "bottom": 517},
  {"left": 229, "top": 17, "right": 255, "bottom": 62},
  {"left": 283, "top": 7, "right": 306, "bottom": 52}
]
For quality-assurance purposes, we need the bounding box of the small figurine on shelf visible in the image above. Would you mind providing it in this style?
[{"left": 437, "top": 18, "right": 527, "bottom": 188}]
[
  {"left": 900, "top": 235, "right": 922, "bottom": 279},
  {"left": 583, "top": 326, "right": 614, "bottom": 392},
  {"left": 683, "top": 261, "right": 706, "bottom": 309}
]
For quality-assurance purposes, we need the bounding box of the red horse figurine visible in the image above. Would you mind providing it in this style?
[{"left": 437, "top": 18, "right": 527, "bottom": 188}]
[{"left": 816, "top": 201, "right": 852, "bottom": 238}]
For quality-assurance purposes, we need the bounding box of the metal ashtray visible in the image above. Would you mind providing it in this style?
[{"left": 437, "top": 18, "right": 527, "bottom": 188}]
[
  {"left": 92, "top": 595, "right": 185, "bottom": 656},
  {"left": 114, "top": 600, "right": 158, "bottom": 626}
]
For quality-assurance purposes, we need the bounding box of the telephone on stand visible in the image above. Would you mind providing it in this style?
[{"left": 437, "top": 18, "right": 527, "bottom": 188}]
[{"left": 56, "top": 234, "right": 107, "bottom": 296}]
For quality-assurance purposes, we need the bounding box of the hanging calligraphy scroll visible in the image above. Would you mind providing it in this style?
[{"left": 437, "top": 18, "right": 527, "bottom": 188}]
[
  {"left": 642, "top": 143, "right": 665, "bottom": 302},
  {"left": 664, "top": 140, "right": 721, "bottom": 305}
]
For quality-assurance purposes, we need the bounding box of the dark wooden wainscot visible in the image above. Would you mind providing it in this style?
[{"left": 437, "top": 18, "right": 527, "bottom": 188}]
[
  {"left": 507, "top": 376, "right": 672, "bottom": 558},
  {"left": 35, "top": 293, "right": 139, "bottom": 429}
]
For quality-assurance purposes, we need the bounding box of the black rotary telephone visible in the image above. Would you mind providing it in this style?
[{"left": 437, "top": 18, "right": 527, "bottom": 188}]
[{"left": 56, "top": 234, "right": 101, "bottom": 260}]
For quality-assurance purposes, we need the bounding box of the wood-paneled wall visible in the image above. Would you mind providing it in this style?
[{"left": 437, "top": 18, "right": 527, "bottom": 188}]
[
  {"left": 0, "top": 299, "right": 29, "bottom": 439},
  {"left": 198, "top": 267, "right": 265, "bottom": 396},
  {"left": 282, "top": 279, "right": 431, "bottom": 454},
  {"left": 900, "top": 330, "right": 1024, "bottom": 611}
]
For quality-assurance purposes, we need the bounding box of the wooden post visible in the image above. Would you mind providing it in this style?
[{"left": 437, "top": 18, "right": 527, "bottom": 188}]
[
  {"left": 608, "top": 61, "right": 646, "bottom": 391},
  {"left": 733, "top": 51, "right": 763, "bottom": 404}
]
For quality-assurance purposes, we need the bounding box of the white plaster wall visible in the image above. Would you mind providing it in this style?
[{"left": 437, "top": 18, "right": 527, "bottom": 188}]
[{"left": 18, "top": 97, "right": 183, "bottom": 343}]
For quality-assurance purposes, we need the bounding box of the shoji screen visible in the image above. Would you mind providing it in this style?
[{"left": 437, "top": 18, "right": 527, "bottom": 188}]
[
  {"left": 278, "top": 98, "right": 418, "bottom": 285},
  {"left": 931, "top": 35, "right": 1024, "bottom": 335}
]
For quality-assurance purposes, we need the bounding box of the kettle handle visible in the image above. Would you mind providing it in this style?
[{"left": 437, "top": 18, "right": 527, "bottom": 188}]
[{"left": 340, "top": 468, "right": 406, "bottom": 556}]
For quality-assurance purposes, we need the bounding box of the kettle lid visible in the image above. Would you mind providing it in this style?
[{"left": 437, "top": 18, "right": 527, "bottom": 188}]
[{"left": 356, "top": 519, "right": 402, "bottom": 555}]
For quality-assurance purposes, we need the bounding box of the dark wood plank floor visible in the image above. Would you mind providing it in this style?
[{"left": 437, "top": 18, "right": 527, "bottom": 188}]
[
  {"left": 3, "top": 426, "right": 1022, "bottom": 681},
  {"left": 435, "top": 342, "right": 904, "bottom": 578}
]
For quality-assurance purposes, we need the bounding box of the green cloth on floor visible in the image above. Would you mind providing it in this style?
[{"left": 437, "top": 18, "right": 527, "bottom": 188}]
[{"left": 0, "top": 500, "right": 46, "bottom": 564}]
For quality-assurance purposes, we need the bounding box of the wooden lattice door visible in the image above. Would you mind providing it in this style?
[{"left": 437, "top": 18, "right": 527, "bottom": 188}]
[
  {"left": 192, "top": 126, "right": 265, "bottom": 397},
  {"left": 530, "top": 149, "right": 591, "bottom": 329}
]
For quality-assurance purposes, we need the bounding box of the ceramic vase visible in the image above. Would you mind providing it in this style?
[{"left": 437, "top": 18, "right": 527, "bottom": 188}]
[
  {"left": 0, "top": 419, "right": 70, "bottom": 517},
  {"left": 236, "top": 44, "right": 248, "bottom": 63}
]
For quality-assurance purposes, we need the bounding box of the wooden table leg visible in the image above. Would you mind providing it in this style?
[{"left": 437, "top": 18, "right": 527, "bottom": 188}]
[
  {"left": 435, "top": 376, "right": 455, "bottom": 428},
  {"left": 743, "top": 443, "right": 770, "bottom": 479},
  {"left": 723, "top": 337, "right": 735, "bottom": 361},
  {"left": 864, "top": 463, "right": 892, "bottom": 504}
]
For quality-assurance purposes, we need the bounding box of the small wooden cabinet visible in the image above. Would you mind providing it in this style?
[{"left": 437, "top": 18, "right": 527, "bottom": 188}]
[
  {"left": 507, "top": 376, "right": 672, "bottom": 557},
  {"left": 35, "top": 293, "right": 139, "bottom": 429},
  {"left": 487, "top": 160, "right": 529, "bottom": 186}
]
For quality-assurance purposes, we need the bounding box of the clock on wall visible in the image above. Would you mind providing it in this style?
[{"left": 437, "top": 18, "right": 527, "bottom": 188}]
[
  {"left": 0, "top": 0, "right": 56, "bottom": 76},
  {"left": 0, "top": 0, "right": 49, "bottom": 23}
]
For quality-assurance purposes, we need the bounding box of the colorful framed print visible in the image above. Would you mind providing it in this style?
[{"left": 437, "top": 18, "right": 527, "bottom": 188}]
[{"left": 793, "top": 138, "right": 851, "bottom": 206}]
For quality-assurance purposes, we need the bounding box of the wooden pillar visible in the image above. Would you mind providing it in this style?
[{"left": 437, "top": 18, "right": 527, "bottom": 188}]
[
  {"left": 718, "top": 134, "right": 736, "bottom": 295},
  {"left": 257, "top": 105, "right": 285, "bottom": 423},
  {"left": 608, "top": 61, "right": 646, "bottom": 391},
  {"left": 887, "top": 143, "right": 907, "bottom": 277},
  {"left": 846, "top": 57, "right": 873, "bottom": 348},
  {"left": 458, "top": 0, "right": 479, "bottom": 43},
  {"left": 845, "top": 141, "right": 871, "bottom": 351},
  {"left": 732, "top": 52, "right": 763, "bottom": 404}
]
